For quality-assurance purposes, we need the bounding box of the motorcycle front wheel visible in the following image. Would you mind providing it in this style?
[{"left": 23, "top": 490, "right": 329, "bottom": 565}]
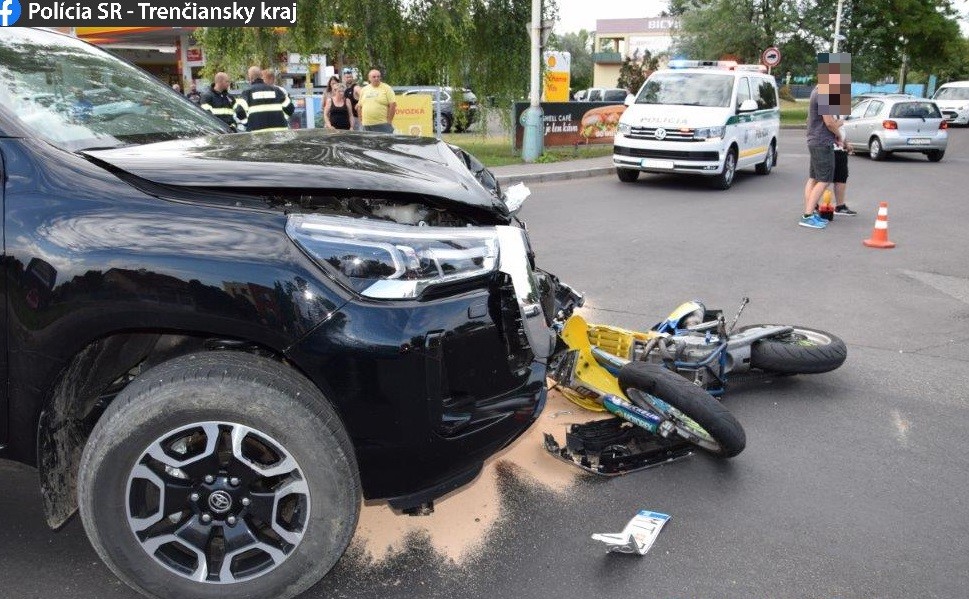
[
  {"left": 618, "top": 362, "right": 746, "bottom": 458},
  {"left": 740, "top": 325, "right": 847, "bottom": 375}
]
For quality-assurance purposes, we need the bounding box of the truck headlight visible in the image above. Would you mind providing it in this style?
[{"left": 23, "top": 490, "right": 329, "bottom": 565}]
[
  {"left": 287, "top": 214, "right": 498, "bottom": 299},
  {"left": 693, "top": 126, "right": 725, "bottom": 140},
  {"left": 617, "top": 122, "right": 631, "bottom": 135}
]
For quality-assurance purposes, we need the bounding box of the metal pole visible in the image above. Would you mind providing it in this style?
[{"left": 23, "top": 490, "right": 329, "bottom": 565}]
[
  {"left": 521, "top": 0, "right": 544, "bottom": 162},
  {"left": 179, "top": 33, "right": 192, "bottom": 91},
  {"left": 435, "top": 87, "right": 442, "bottom": 139},
  {"left": 529, "top": 0, "right": 540, "bottom": 108},
  {"left": 833, "top": 0, "right": 844, "bottom": 52}
]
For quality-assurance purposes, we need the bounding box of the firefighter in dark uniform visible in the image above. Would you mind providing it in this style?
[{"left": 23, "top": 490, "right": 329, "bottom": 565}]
[
  {"left": 234, "top": 66, "right": 295, "bottom": 132},
  {"left": 200, "top": 72, "right": 236, "bottom": 130}
]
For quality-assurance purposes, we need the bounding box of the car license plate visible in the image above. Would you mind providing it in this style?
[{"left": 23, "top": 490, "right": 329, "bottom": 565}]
[
  {"left": 641, "top": 158, "right": 674, "bottom": 169},
  {"left": 907, "top": 138, "right": 930, "bottom": 145}
]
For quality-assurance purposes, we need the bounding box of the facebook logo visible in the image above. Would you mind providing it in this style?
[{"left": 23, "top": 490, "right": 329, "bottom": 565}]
[{"left": 0, "top": 0, "right": 21, "bottom": 26}]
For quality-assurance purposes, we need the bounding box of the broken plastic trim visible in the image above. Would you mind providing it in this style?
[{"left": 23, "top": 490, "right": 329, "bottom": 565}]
[{"left": 543, "top": 417, "right": 692, "bottom": 477}]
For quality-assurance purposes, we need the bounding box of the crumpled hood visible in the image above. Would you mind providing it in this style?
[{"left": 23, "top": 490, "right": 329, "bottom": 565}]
[{"left": 84, "top": 129, "right": 506, "bottom": 214}]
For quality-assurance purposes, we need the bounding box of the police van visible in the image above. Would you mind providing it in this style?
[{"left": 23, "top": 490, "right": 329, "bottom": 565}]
[{"left": 613, "top": 60, "right": 780, "bottom": 190}]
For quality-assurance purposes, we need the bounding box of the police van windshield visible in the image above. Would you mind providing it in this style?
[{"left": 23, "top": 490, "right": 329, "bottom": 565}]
[
  {"left": 635, "top": 72, "right": 735, "bottom": 108},
  {"left": 0, "top": 28, "right": 226, "bottom": 152}
]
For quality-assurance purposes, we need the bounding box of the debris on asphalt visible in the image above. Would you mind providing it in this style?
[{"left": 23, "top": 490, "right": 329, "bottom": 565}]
[
  {"left": 591, "top": 510, "right": 671, "bottom": 555},
  {"left": 543, "top": 417, "right": 692, "bottom": 476}
]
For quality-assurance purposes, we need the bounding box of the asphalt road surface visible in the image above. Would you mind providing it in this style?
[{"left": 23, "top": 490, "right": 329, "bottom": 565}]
[{"left": 2, "top": 129, "right": 968, "bottom": 598}]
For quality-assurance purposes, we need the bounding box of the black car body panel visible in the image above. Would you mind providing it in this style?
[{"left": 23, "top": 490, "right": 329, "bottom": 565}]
[
  {"left": 0, "top": 136, "right": 344, "bottom": 460},
  {"left": 84, "top": 130, "right": 508, "bottom": 218},
  {"left": 0, "top": 27, "right": 563, "bottom": 599},
  {"left": 0, "top": 28, "right": 559, "bottom": 533},
  {"left": 286, "top": 288, "right": 546, "bottom": 501},
  {"left": 0, "top": 132, "right": 550, "bottom": 503}
]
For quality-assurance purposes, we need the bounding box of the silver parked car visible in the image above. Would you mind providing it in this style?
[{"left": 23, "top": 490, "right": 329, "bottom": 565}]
[{"left": 842, "top": 97, "right": 948, "bottom": 162}]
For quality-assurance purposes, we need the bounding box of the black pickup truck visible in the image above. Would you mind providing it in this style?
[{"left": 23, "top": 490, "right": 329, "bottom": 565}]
[{"left": 0, "top": 28, "right": 558, "bottom": 599}]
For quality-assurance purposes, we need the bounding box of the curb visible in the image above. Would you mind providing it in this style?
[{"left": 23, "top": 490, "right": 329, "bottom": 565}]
[{"left": 496, "top": 165, "right": 615, "bottom": 186}]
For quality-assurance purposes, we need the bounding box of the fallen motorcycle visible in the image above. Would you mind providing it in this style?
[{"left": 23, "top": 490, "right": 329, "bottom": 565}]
[
  {"left": 543, "top": 287, "right": 847, "bottom": 474},
  {"left": 579, "top": 297, "right": 848, "bottom": 397},
  {"left": 544, "top": 283, "right": 747, "bottom": 468}
]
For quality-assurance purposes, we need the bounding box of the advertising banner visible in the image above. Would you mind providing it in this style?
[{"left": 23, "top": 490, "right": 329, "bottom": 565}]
[
  {"left": 393, "top": 94, "right": 434, "bottom": 137},
  {"left": 542, "top": 51, "right": 572, "bottom": 102},
  {"left": 186, "top": 46, "right": 205, "bottom": 67},
  {"left": 514, "top": 101, "right": 627, "bottom": 149}
]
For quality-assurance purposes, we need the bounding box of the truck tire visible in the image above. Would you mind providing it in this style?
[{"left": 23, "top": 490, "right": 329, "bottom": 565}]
[{"left": 77, "top": 351, "right": 359, "bottom": 599}]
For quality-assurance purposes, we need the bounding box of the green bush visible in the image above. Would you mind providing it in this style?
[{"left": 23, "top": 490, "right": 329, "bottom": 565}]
[{"left": 779, "top": 85, "right": 795, "bottom": 102}]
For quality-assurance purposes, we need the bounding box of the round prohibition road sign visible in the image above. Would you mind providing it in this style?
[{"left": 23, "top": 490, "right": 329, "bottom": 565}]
[{"left": 762, "top": 46, "right": 781, "bottom": 67}]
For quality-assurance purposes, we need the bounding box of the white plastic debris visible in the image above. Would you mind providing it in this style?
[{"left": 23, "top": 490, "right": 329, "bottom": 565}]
[
  {"left": 591, "top": 510, "right": 671, "bottom": 555},
  {"left": 504, "top": 182, "right": 531, "bottom": 213}
]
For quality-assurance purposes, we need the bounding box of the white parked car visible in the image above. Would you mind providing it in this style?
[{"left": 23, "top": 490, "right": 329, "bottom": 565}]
[
  {"left": 931, "top": 81, "right": 969, "bottom": 126},
  {"left": 842, "top": 97, "right": 948, "bottom": 162}
]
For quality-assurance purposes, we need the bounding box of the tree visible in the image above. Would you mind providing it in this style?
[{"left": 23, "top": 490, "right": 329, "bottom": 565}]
[
  {"left": 672, "top": 0, "right": 965, "bottom": 82},
  {"left": 674, "top": 0, "right": 799, "bottom": 64},
  {"left": 936, "top": 35, "right": 969, "bottom": 82},
  {"left": 824, "top": 0, "right": 964, "bottom": 82},
  {"left": 616, "top": 50, "right": 659, "bottom": 93},
  {"left": 195, "top": 0, "right": 557, "bottom": 105},
  {"left": 548, "top": 29, "right": 593, "bottom": 94}
]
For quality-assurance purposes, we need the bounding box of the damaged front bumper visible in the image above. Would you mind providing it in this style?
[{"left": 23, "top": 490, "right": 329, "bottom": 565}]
[{"left": 286, "top": 225, "right": 560, "bottom": 509}]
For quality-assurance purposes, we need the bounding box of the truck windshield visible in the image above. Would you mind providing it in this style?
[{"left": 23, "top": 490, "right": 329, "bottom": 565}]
[
  {"left": 0, "top": 28, "right": 226, "bottom": 152},
  {"left": 635, "top": 72, "right": 735, "bottom": 108}
]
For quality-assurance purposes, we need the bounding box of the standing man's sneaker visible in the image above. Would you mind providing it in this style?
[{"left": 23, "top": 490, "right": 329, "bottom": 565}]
[
  {"left": 834, "top": 204, "right": 858, "bottom": 216},
  {"left": 799, "top": 214, "right": 827, "bottom": 229}
]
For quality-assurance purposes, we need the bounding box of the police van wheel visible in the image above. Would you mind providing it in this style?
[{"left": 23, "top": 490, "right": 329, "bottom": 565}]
[
  {"left": 617, "top": 169, "right": 640, "bottom": 183},
  {"left": 755, "top": 142, "right": 775, "bottom": 175},
  {"left": 711, "top": 148, "right": 737, "bottom": 190}
]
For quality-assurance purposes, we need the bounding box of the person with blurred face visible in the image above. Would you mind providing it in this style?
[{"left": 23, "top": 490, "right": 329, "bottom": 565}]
[{"left": 801, "top": 54, "right": 850, "bottom": 229}]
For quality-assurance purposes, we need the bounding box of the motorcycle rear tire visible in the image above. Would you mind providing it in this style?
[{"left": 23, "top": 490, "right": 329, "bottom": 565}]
[
  {"left": 741, "top": 325, "right": 847, "bottom": 374},
  {"left": 618, "top": 362, "right": 746, "bottom": 458}
]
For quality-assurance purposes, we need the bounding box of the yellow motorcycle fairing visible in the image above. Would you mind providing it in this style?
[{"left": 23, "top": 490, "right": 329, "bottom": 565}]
[
  {"left": 585, "top": 323, "right": 657, "bottom": 360},
  {"left": 556, "top": 314, "right": 627, "bottom": 412}
]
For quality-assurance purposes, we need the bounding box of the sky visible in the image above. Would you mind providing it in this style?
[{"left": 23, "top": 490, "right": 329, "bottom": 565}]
[
  {"left": 554, "top": 0, "right": 668, "bottom": 35},
  {"left": 554, "top": 0, "right": 969, "bottom": 36}
]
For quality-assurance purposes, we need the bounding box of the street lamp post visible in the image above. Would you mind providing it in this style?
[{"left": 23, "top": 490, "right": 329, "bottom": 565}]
[
  {"left": 898, "top": 36, "right": 908, "bottom": 93},
  {"left": 832, "top": 0, "right": 844, "bottom": 52},
  {"left": 521, "top": 0, "right": 543, "bottom": 162}
]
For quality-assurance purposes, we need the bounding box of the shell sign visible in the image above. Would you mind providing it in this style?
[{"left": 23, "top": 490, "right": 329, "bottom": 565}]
[
  {"left": 392, "top": 94, "right": 434, "bottom": 137},
  {"left": 542, "top": 51, "right": 571, "bottom": 102}
]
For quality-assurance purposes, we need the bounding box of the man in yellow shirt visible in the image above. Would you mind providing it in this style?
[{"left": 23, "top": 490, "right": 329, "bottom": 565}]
[{"left": 356, "top": 69, "right": 396, "bottom": 133}]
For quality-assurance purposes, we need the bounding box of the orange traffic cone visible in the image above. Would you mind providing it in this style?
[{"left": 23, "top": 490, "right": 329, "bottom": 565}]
[{"left": 863, "top": 202, "right": 896, "bottom": 249}]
